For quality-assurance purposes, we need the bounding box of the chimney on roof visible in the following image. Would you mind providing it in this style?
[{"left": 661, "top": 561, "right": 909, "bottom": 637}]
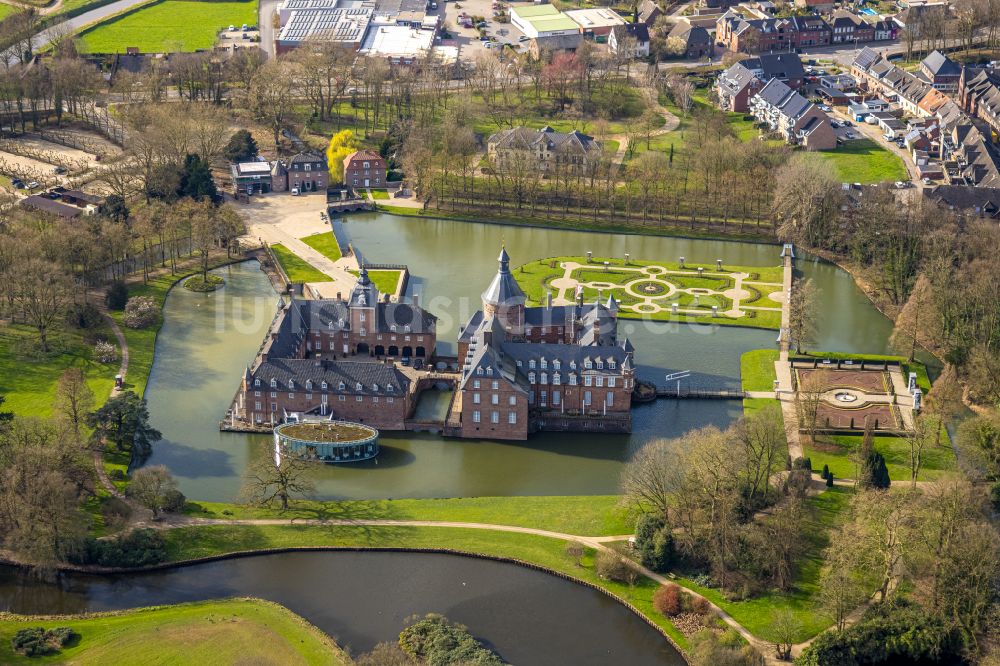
[
  {"left": 314, "top": 354, "right": 321, "bottom": 366},
  {"left": 337, "top": 291, "right": 342, "bottom": 300}
]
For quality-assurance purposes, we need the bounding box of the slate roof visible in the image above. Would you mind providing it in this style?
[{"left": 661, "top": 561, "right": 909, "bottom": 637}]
[
  {"left": 251, "top": 358, "right": 408, "bottom": 396},
  {"left": 852, "top": 46, "right": 881, "bottom": 71},
  {"left": 667, "top": 21, "right": 707, "bottom": 46},
  {"left": 953, "top": 125, "right": 1000, "bottom": 188},
  {"left": 613, "top": 22, "right": 651, "bottom": 44},
  {"left": 488, "top": 126, "right": 600, "bottom": 155},
  {"left": 638, "top": 0, "right": 661, "bottom": 23},
  {"left": 19, "top": 195, "right": 82, "bottom": 219},
  {"left": 755, "top": 52, "right": 805, "bottom": 81},
  {"left": 921, "top": 50, "right": 961, "bottom": 77},
  {"left": 288, "top": 151, "right": 326, "bottom": 165},
  {"left": 924, "top": 185, "right": 1000, "bottom": 218},
  {"left": 717, "top": 62, "right": 758, "bottom": 97},
  {"left": 481, "top": 247, "right": 526, "bottom": 308},
  {"left": 755, "top": 78, "right": 811, "bottom": 120}
]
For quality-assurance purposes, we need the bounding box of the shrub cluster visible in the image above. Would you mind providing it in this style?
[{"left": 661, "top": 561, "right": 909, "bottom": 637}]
[
  {"left": 634, "top": 514, "right": 674, "bottom": 573},
  {"left": 94, "top": 340, "right": 118, "bottom": 364},
  {"left": 11, "top": 627, "right": 75, "bottom": 656},
  {"left": 71, "top": 528, "right": 167, "bottom": 568},
  {"left": 105, "top": 280, "right": 128, "bottom": 310},
  {"left": 123, "top": 296, "right": 160, "bottom": 329},
  {"left": 398, "top": 613, "right": 504, "bottom": 665}
]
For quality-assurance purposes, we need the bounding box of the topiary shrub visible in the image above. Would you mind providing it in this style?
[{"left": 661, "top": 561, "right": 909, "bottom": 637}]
[
  {"left": 826, "top": 472, "right": 835, "bottom": 487},
  {"left": 821, "top": 463, "right": 830, "bottom": 480},
  {"left": 105, "top": 281, "right": 128, "bottom": 310},
  {"left": 653, "top": 583, "right": 684, "bottom": 617},
  {"left": 123, "top": 296, "right": 160, "bottom": 329}
]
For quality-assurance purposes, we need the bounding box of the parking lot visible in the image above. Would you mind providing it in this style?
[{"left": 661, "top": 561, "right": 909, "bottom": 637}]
[{"left": 439, "top": 0, "right": 532, "bottom": 61}]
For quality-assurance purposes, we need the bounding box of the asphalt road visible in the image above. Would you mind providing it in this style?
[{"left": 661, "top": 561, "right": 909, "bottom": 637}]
[{"left": 32, "top": 0, "right": 153, "bottom": 52}]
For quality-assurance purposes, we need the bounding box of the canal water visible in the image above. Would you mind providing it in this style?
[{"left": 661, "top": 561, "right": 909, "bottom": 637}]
[
  {"left": 0, "top": 551, "right": 684, "bottom": 665},
  {"left": 142, "top": 213, "right": 900, "bottom": 502}
]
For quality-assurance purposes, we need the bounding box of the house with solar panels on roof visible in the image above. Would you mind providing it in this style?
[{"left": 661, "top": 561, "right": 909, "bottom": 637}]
[
  {"left": 231, "top": 266, "right": 436, "bottom": 429},
  {"left": 455, "top": 248, "right": 636, "bottom": 440}
]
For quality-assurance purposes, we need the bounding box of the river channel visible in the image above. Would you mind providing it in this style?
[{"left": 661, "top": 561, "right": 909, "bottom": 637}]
[
  {"left": 142, "top": 212, "right": 901, "bottom": 502},
  {"left": 0, "top": 551, "right": 684, "bottom": 664}
]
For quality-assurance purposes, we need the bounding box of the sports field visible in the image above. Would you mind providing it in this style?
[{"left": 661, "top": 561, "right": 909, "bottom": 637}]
[{"left": 76, "top": 0, "right": 258, "bottom": 54}]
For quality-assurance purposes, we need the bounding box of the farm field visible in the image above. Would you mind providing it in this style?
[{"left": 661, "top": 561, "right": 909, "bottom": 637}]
[{"left": 76, "top": 0, "right": 258, "bottom": 54}]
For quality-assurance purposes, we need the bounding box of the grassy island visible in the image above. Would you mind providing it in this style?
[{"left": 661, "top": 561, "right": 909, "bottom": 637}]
[
  {"left": 183, "top": 274, "right": 225, "bottom": 292},
  {"left": 514, "top": 256, "right": 784, "bottom": 329},
  {"left": 0, "top": 598, "right": 349, "bottom": 665}
]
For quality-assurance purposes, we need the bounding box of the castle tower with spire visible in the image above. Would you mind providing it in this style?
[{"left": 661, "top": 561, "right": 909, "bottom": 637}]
[{"left": 481, "top": 247, "right": 526, "bottom": 334}]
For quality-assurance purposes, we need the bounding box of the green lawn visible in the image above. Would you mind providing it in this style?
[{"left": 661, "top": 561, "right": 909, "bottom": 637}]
[
  {"left": 160, "top": 524, "right": 688, "bottom": 650},
  {"left": 185, "top": 495, "right": 631, "bottom": 537},
  {"left": 349, "top": 269, "right": 403, "bottom": 295},
  {"left": 0, "top": 599, "right": 348, "bottom": 665},
  {"left": 0, "top": 4, "right": 18, "bottom": 21},
  {"left": 300, "top": 233, "right": 342, "bottom": 263},
  {"left": 0, "top": 323, "right": 117, "bottom": 418},
  {"left": 813, "top": 139, "right": 908, "bottom": 184},
  {"left": 76, "top": 0, "right": 258, "bottom": 54},
  {"left": 369, "top": 189, "right": 390, "bottom": 200},
  {"left": 270, "top": 244, "right": 331, "bottom": 283},
  {"left": 741, "top": 349, "right": 780, "bottom": 393},
  {"left": 674, "top": 486, "right": 853, "bottom": 643},
  {"left": 805, "top": 433, "right": 956, "bottom": 483}
]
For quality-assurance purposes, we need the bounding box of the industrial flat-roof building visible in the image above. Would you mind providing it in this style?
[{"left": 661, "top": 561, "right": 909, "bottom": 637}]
[
  {"left": 360, "top": 23, "right": 435, "bottom": 63},
  {"left": 276, "top": 0, "right": 375, "bottom": 53},
  {"left": 511, "top": 5, "right": 579, "bottom": 39},
  {"left": 565, "top": 8, "right": 625, "bottom": 37}
]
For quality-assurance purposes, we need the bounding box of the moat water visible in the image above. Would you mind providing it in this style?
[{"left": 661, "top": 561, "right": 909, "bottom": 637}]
[
  {"left": 141, "top": 212, "right": 904, "bottom": 503},
  {"left": 0, "top": 551, "right": 684, "bottom": 665}
]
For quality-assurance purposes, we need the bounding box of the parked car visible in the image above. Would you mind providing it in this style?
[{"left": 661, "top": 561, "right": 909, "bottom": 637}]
[
  {"left": 291, "top": 187, "right": 300, "bottom": 196},
  {"left": 922, "top": 177, "right": 932, "bottom": 185},
  {"left": 228, "top": 24, "right": 235, "bottom": 31},
  {"left": 830, "top": 120, "right": 841, "bottom": 128},
  {"left": 241, "top": 23, "right": 248, "bottom": 31},
  {"left": 894, "top": 181, "right": 909, "bottom": 189},
  {"left": 52, "top": 166, "right": 66, "bottom": 175},
  {"left": 26, "top": 181, "right": 38, "bottom": 189},
  {"left": 843, "top": 120, "right": 853, "bottom": 126},
  {"left": 11, "top": 178, "right": 23, "bottom": 189},
  {"left": 518, "top": 35, "right": 529, "bottom": 41}
]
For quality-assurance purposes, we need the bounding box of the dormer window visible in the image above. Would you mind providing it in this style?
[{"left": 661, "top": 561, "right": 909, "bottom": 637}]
[
  {"left": 486, "top": 367, "right": 493, "bottom": 376},
  {"left": 288, "top": 380, "right": 294, "bottom": 390},
  {"left": 529, "top": 372, "right": 536, "bottom": 384},
  {"left": 569, "top": 374, "right": 578, "bottom": 385},
  {"left": 270, "top": 379, "right": 277, "bottom": 388},
  {"left": 306, "top": 380, "right": 313, "bottom": 390},
  {"left": 529, "top": 359, "right": 536, "bottom": 369},
  {"left": 356, "top": 382, "right": 363, "bottom": 391},
  {"left": 596, "top": 360, "right": 603, "bottom": 370},
  {"left": 584, "top": 360, "right": 593, "bottom": 369},
  {"left": 386, "top": 384, "right": 394, "bottom": 392},
  {"left": 391, "top": 324, "right": 396, "bottom": 332},
  {"left": 553, "top": 372, "right": 561, "bottom": 385},
  {"left": 516, "top": 360, "right": 522, "bottom": 367},
  {"left": 321, "top": 381, "right": 328, "bottom": 390},
  {"left": 372, "top": 384, "right": 379, "bottom": 392},
  {"left": 338, "top": 318, "right": 345, "bottom": 327},
  {"left": 540, "top": 358, "right": 547, "bottom": 369},
  {"left": 404, "top": 325, "right": 411, "bottom": 333},
  {"left": 609, "top": 360, "right": 616, "bottom": 369},
  {"left": 540, "top": 372, "right": 548, "bottom": 384},
  {"left": 553, "top": 359, "right": 561, "bottom": 370},
  {"left": 477, "top": 367, "right": 484, "bottom": 375},
  {"left": 338, "top": 381, "right": 345, "bottom": 390},
  {"left": 570, "top": 360, "right": 577, "bottom": 370},
  {"left": 254, "top": 378, "right": 260, "bottom": 387}
]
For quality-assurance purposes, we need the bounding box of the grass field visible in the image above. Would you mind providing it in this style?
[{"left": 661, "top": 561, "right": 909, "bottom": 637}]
[
  {"left": 0, "top": 323, "right": 117, "bottom": 418},
  {"left": 300, "top": 232, "right": 342, "bottom": 263},
  {"left": 0, "top": 599, "right": 348, "bottom": 665},
  {"left": 185, "top": 494, "right": 631, "bottom": 537},
  {"left": 76, "top": 0, "right": 258, "bottom": 54},
  {"left": 814, "top": 139, "right": 908, "bottom": 184},
  {"left": 805, "top": 433, "right": 956, "bottom": 483},
  {"left": 159, "top": 524, "right": 688, "bottom": 649},
  {"left": 270, "top": 244, "right": 331, "bottom": 283},
  {"left": 349, "top": 268, "right": 403, "bottom": 295},
  {"left": 741, "top": 349, "right": 780, "bottom": 393}
]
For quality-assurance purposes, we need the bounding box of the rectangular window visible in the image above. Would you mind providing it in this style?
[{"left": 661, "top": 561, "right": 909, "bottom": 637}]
[
  {"left": 553, "top": 391, "right": 560, "bottom": 405},
  {"left": 473, "top": 393, "right": 481, "bottom": 404},
  {"left": 270, "top": 391, "right": 277, "bottom": 398},
  {"left": 387, "top": 397, "right": 394, "bottom": 403},
  {"left": 585, "top": 376, "right": 593, "bottom": 387},
  {"left": 288, "top": 393, "right": 294, "bottom": 399},
  {"left": 254, "top": 391, "right": 261, "bottom": 397},
  {"left": 607, "top": 392, "right": 614, "bottom": 407},
  {"left": 492, "top": 381, "right": 499, "bottom": 390},
  {"left": 473, "top": 410, "right": 481, "bottom": 423},
  {"left": 271, "top": 403, "right": 277, "bottom": 411},
  {"left": 255, "top": 401, "right": 262, "bottom": 410},
  {"left": 508, "top": 395, "right": 516, "bottom": 406},
  {"left": 491, "top": 411, "right": 499, "bottom": 424},
  {"left": 584, "top": 391, "right": 592, "bottom": 406},
  {"left": 491, "top": 394, "right": 499, "bottom": 405},
  {"left": 473, "top": 380, "right": 480, "bottom": 389},
  {"left": 373, "top": 396, "right": 378, "bottom": 403},
  {"left": 339, "top": 395, "right": 345, "bottom": 401},
  {"left": 356, "top": 395, "right": 363, "bottom": 402},
  {"left": 608, "top": 377, "right": 616, "bottom": 388},
  {"left": 596, "top": 376, "right": 604, "bottom": 387},
  {"left": 508, "top": 411, "right": 517, "bottom": 424}
]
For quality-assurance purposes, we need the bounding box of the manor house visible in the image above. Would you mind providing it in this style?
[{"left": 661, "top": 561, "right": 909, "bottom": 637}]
[
  {"left": 455, "top": 248, "right": 636, "bottom": 440},
  {"left": 234, "top": 266, "right": 436, "bottom": 429}
]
